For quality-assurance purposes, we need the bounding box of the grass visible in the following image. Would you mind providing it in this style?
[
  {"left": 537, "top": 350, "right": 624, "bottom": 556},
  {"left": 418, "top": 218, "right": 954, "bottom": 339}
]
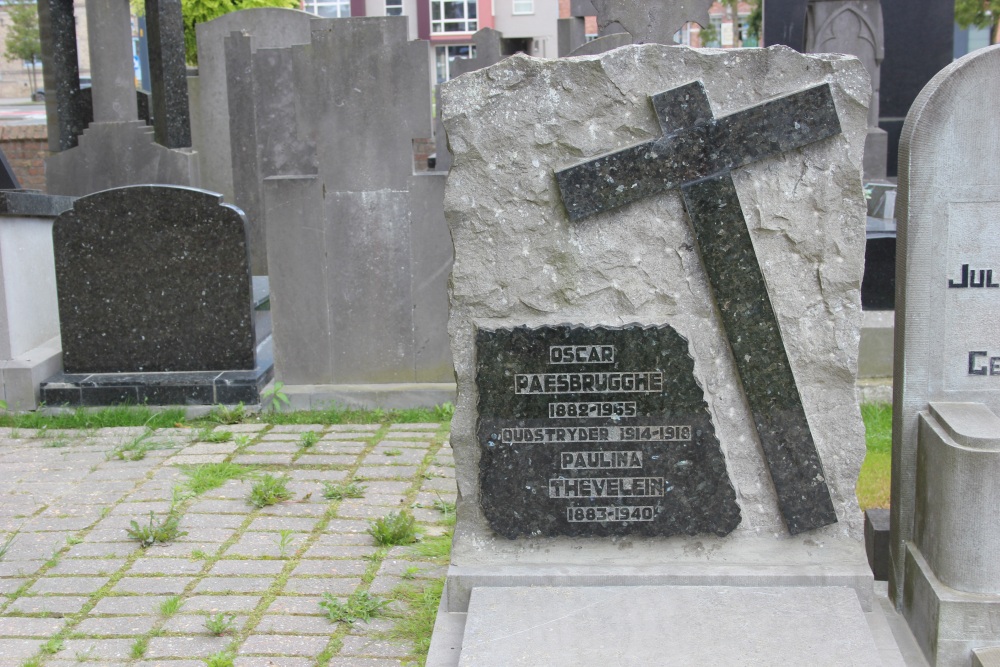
[
  {"left": 857, "top": 402, "right": 892, "bottom": 510},
  {"left": 299, "top": 431, "right": 320, "bottom": 448},
  {"left": 204, "top": 612, "right": 237, "bottom": 636},
  {"left": 0, "top": 405, "right": 187, "bottom": 429},
  {"left": 319, "top": 590, "right": 390, "bottom": 624},
  {"left": 106, "top": 428, "right": 172, "bottom": 461},
  {"left": 368, "top": 511, "right": 419, "bottom": 547},
  {"left": 181, "top": 462, "right": 254, "bottom": 495},
  {"left": 159, "top": 595, "right": 183, "bottom": 617},
  {"left": 204, "top": 652, "right": 235, "bottom": 667},
  {"left": 406, "top": 531, "right": 453, "bottom": 559},
  {"left": 321, "top": 481, "right": 367, "bottom": 500},
  {"left": 198, "top": 428, "right": 233, "bottom": 443},
  {"left": 130, "top": 636, "right": 148, "bottom": 658},
  {"left": 247, "top": 474, "right": 293, "bottom": 508},
  {"left": 127, "top": 512, "right": 187, "bottom": 548},
  {"left": 390, "top": 578, "right": 446, "bottom": 662}
]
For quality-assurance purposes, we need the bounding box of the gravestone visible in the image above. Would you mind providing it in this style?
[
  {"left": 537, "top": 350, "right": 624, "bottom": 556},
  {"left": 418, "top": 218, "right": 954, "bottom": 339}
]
[
  {"left": 192, "top": 7, "right": 316, "bottom": 273},
  {"left": 0, "top": 191, "right": 74, "bottom": 410},
  {"left": 40, "top": 186, "right": 272, "bottom": 406},
  {"left": 805, "top": 0, "right": 887, "bottom": 179},
  {"left": 430, "top": 44, "right": 892, "bottom": 665},
  {"left": 891, "top": 43, "right": 1000, "bottom": 667},
  {"left": 567, "top": 0, "right": 713, "bottom": 55},
  {"left": 244, "top": 17, "right": 453, "bottom": 408},
  {"left": 44, "top": 0, "right": 197, "bottom": 196}
]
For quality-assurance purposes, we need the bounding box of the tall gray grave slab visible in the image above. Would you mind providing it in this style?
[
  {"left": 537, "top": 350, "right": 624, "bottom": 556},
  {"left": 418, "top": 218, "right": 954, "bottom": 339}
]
[
  {"left": 806, "top": 0, "right": 887, "bottom": 180},
  {"left": 431, "top": 44, "right": 880, "bottom": 664},
  {"left": 37, "top": 0, "right": 87, "bottom": 152},
  {"left": 891, "top": 43, "right": 1000, "bottom": 667},
  {"left": 567, "top": 0, "right": 713, "bottom": 56},
  {"left": 146, "top": 0, "right": 192, "bottom": 148},
  {"left": 193, "top": 8, "right": 316, "bottom": 273},
  {"left": 254, "top": 17, "right": 453, "bottom": 408},
  {"left": 45, "top": 0, "right": 198, "bottom": 195},
  {"left": 40, "top": 186, "right": 273, "bottom": 406}
]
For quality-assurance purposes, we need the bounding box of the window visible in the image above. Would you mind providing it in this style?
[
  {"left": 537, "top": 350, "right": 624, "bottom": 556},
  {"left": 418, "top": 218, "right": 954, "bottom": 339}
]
[
  {"left": 435, "top": 44, "right": 476, "bottom": 83},
  {"left": 303, "top": 0, "right": 349, "bottom": 17},
  {"left": 386, "top": 0, "right": 403, "bottom": 16},
  {"left": 512, "top": 0, "right": 532, "bottom": 14},
  {"left": 431, "top": 0, "right": 477, "bottom": 33}
]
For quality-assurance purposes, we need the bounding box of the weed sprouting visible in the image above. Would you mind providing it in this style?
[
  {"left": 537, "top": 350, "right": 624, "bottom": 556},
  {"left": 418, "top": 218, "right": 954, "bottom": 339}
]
[
  {"left": 384, "top": 448, "right": 403, "bottom": 457},
  {"left": 204, "top": 651, "right": 235, "bottom": 667},
  {"left": 321, "top": 481, "right": 366, "bottom": 501},
  {"left": 181, "top": 462, "right": 253, "bottom": 495},
  {"left": 209, "top": 402, "right": 246, "bottom": 425},
  {"left": 130, "top": 636, "right": 148, "bottom": 658},
  {"left": 275, "top": 529, "right": 295, "bottom": 558},
  {"left": 247, "top": 474, "right": 293, "bottom": 508},
  {"left": 159, "top": 595, "right": 183, "bottom": 617},
  {"left": 127, "top": 512, "right": 187, "bottom": 548},
  {"left": 106, "top": 427, "right": 170, "bottom": 461},
  {"left": 299, "top": 430, "right": 320, "bottom": 448},
  {"left": 204, "top": 612, "right": 237, "bottom": 636},
  {"left": 319, "top": 590, "right": 390, "bottom": 624},
  {"left": 368, "top": 510, "right": 419, "bottom": 547}
]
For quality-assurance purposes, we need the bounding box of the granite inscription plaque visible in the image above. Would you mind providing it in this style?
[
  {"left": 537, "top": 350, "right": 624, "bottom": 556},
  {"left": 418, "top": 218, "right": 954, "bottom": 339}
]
[{"left": 476, "top": 324, "right": 740, "bottom": 539}]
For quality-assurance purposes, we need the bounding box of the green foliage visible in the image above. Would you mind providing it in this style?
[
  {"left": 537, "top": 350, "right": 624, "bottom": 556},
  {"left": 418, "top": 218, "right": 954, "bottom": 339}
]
[
  {"left": 384, "top": 448, "right": 403, "bottom": 457},
  {"left": 0, "top": 534, "right": 15, "bottom": 560},
  {"left": 203, "top": 652, "right": 235, "bottom": 667},
  {"left": 299, "top": 430, "right": 320, "bottom": 448},
  {"left": 432, "top": 497, "right": 456, "bottom": 525},
  {"left": 130, "top": 636, "right": 148, "bottom": 658},
  {"left": 857, "top": 402, "right": 892, "bottom": 510},
  {"left": 106, "top": 428, "right": 172, "bottom": 461},
  {"left": 433, "top": 402, "right": 455, "bottom": 421},
  {"left": 247, "top": 473, "right": 293, "bottom": 507},
  {"left": 368, "top": 510, "right": 418, "bottom": 547},
  {"left": 3, "top": 1, "right": 40, "bottom": 91},
  {"left": 260, "top": 380, "right": 291, "bottom": 412},
  {"left": 0, "top": 405, "right": 186, "bottom": 430},
  {"left": 160, "top": 596, "right": 184, "bottom": 617},
  {"left": 321, "top": 481, "right": 367, "bottom": 500},
  {"left": 390, "top": 578, "right": 446, "bottom": 662},
  {"left": 956, "top": 0, "right": 1000, "bottom": 39},
  {"left": 41, "top": 637, "right": 63, "bottom": 654},
  {"left": 127, "top": 511, "right": 187, "bottom": 548},
  {"left": 209, "top": 402, "right": 246, "bottom": 425},
  {"left": 319, "top": 590, "right": 390, "bottom": 624},
  {"left": 181, "top": 462, "right": 254, "bottom": 495},
  {"left": 275, "top": 529, "right": 295, "bottom": 558},
  {"left": 406, "top": 531, "right": 452, "bottom": 559},
  {"left": 204, "top": 612, "right": 237, "bottom": 635},
  {"left": 198, "top": 428, "right": 233, "bottom": 443}
]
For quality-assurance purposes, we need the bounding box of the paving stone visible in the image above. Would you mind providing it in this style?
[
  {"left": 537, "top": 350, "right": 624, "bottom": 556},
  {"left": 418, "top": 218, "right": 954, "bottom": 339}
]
[
  {"left": 18, "top": 515, "right": 97, "bottom": 532},
  {"left": 176, "top": 528, "right": 237, "bottom": 543},
  {"left": 282, "top": 576, "right": 362, "bottom": 595},
  {"left": 0, "top": 578, "right": 27, "bottom": 594},
  {"left": 48, "top": 558, "right": 126, "bottom": 576},
  {"left": 178, "top": 514, "right": 245, "bottom": 529},
  {"left": 232, "top": 454, "right": 293, "bottom": 466},
  {"left": 127, "top": 558, "right": 205, "bottom": 575},
  {"left": 84, "top": 528, "right": 132, "bottom": 542},
  {"left": 268, "top": 425, "right": 329, "bottom": 434},
  {"left": 235, "top": 658, "right": 314, "bottom": 667},
  {"left": 110, "top": 502, "right": 173, "bottom": 516},
  {"left": 253, "top": 614, "right": 335, "bottom": 635},
  {"left": 257, "top": 501, "right": 327, "bottom": 517},
  {"left": 194, "top": 577, "right": 275, "bottom": 594},
  {"left": 287, "top": 469, "right": 349, "bottom": 482},
  {"left": 412, "top": 507, "right": 448, "bottom": 524},
  {"left": 302, "top": 544, "right": 377, "bottom": 559},
  {"left": 134, "top": 661, "right": 205, "bottom": 667},
  {"left": 421, "top": 477, "right": 457, "bottom": 493},
  {"left": 247, "top": 442, "right": 300, "bottom": 453},
  {"left": 248, "top": 517, "right": 318, "bottom": 533},
  {"left": 59, "top": 637, "right": 135, "bottom": 659},
  {"left": 327, "top": 658, "right": 405, "bottom": 667},
  {"left": 187, "top": 499, "right": 252, "bottom": 514},
  {"left": 313, "top": 442, "right": 366, "bottom": 454},
  {"left": 179, "top": 443, "right": 239, "bottom": 456},
  {"left": 89, "top": 595, "right": 171, "bottom": 615},
  {"left": 366, "top": 449, "right": 426, "bottom": 465},
  {"left": 146, "top": 634, "right": 230, "bottom": 658},
  {"left": 8, "top": 595, "right": 89, "bottom": 614},
  {"left": 0, "top": 638, "right": 45, "bottom": 660},
  {"left": 387, "top": 423, "right": 439, "bottom": 431},
  {"left": 183, "top": 595, "right": 262, "bottom": 613},
  {"left": 65, "top": 542, "right": 135, "bottom": 558},
  {"left": 377, "top": 439, "right": 432, "bottom": 448},
  {"left": 239, "top": 633, "right": 329, "bottom": 656},
  {"left": 226, "top": 424, "right": 268, "bottom": 433},
  {"left": 358, "top": 482, "right": 411, "bottom": 495},
  {"left": 145, "top": 542, "right": 221, "bottom": 559},
  {"left": 339, "top": 635, "right": 412, "bottom": 658},
  {"left": 0, "top": 616, "right": 66, "bottom": 636},
  {"left": 293, "top": 560, "right": 368, "bottom": 577},
  {"left": 75, "top": 614, "right": 157, "bottom": 636},
  {"left": 113, "top": 576, "right": 192, "bottom": 594},
  {"left": 312, "top": 532, "right": 375, "bottom": 547},
  {"left": 209, "top": 560, "right": 286, "bottom": 576},
  {"left": 226, "top": 533, "right": 306, "bottom": 558},
  {"left": 265, "top": 596, "right": 325, "bottom": 615},
  {"left": 377, "top": 560, "right": 445, "bottom": 580},
  {"left": 324, "top": 519, "right": 371, "bottom": 534},
  {"left": 168, "top": 454, "right": 229, "bottom": 465},
  {"left": 355, "top": 467, "right": 418, "bottom": 481},
  {"left": 336, "top": 503, "right": 401, "bottom": 520},
  {"left": 296, "top": 455, "right": 358, "bottom": 466},
  {"left": 162, "top": 613, "right": 248, "bottom": 634},
  {"left": 346, "top": 618, "right": 397, "bottom": 636},
  {"left": 29, "top": 576, "right": 109, "bottom": 595},
  {"left": 367, "top": 575, "right": 403, "bottom": 596}
]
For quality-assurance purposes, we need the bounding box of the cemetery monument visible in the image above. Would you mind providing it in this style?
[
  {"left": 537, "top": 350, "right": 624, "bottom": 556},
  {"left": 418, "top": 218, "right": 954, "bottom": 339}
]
[{"left": 429, "top": 43, "right": 897, "bottom": 664}]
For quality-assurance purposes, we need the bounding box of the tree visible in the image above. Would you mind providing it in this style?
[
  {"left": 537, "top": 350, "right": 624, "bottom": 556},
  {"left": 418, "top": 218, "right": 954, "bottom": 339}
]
[
  {"left": 955, "top": 0, "right": 1000, "bottom": 45},
  {"left": 4, "top": 1, "right": 41, "bottom": 94},
  {"left": 180, "top": 0, "right": 298, "bottom": 64}
]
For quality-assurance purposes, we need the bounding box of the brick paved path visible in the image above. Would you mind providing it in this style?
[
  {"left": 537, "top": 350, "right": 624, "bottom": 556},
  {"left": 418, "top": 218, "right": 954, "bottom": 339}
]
[{"left": 0, "top": 422, "right": 455, "bottom": 667}]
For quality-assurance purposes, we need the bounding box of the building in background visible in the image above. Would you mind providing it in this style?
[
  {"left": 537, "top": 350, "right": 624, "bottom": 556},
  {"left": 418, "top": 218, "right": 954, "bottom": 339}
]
[
  {"left": 676, "top": 1, "right": 758, "bottom": 48},
  {"left": 0, "top": 0, "right": 89, "bottom": 99}
]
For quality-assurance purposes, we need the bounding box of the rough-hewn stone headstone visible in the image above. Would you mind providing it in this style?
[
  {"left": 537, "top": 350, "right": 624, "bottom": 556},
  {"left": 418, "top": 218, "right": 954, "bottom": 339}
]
[
  {"left": 891, "top": 43, "right": 1000, "bottom": 666},
  {"left": 53, "top": 186, "right": 255, "bottom": 374}
]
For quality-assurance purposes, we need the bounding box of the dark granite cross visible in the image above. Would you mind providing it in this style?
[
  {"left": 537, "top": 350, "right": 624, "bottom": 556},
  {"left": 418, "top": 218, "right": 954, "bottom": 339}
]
[{"left": 555, "top": 81, "right": 841, "bottom": 535}]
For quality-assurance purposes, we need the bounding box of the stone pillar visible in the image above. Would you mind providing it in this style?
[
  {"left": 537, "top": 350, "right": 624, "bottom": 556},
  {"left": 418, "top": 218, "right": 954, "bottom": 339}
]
[
  {"left": 37, "top": 0, "right": 86, "bottom": 151},
  {"left": 86, "top": 0, "right": 138, "bottom": 123},
  {"left": 145, "top": 0, "right": 192, "bottom": 148}
]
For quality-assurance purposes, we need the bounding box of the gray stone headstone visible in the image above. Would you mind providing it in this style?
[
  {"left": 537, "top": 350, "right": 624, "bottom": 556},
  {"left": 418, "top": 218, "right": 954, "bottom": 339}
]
[
  {"left": 193, "top": 7, "right": 316, "bottom": 273},
  {"left": 436, "top": 36, "right": 872, "bottom": 626},
  {"left": 53, "top": 186, "right": 256, "bottom": 374},
  {"left": 805, "top": 0, "right": 886, "bottom": 179},
  {"left": 891, "top": 43, "right": 1000, "bottom": 666},
  {"left": 250, "top": 17, "right": 452, "bottom": 405}
]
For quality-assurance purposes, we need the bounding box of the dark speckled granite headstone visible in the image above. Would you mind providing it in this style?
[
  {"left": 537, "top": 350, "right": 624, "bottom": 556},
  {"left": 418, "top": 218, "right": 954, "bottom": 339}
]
[
  {"left": 477, "top": 324, "right": 739, "bottom": 539},
  {"left": 53, "top": 185, "right": 255, "bottom": 373}
]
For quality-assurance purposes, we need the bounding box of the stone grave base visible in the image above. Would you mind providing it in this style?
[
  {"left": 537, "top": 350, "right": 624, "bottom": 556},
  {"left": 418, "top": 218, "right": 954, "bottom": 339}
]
[
  {"left": 1, "top": 336, "right": 62, "bottom": 411},
  {"left": 38, "top": 336, "right": 273, "bottom": 407},
  {"left": 434, "top": 585, "right": 902, "bottom": 667},
  {"left": 903, "top": 545, "right": 1000, "bottom": 667},
  {"left": 860, "top": 310, "right": 894, "bottom": 379},
  {"left": 277, "top": 382, "right": 457, "bottom": 411}
]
